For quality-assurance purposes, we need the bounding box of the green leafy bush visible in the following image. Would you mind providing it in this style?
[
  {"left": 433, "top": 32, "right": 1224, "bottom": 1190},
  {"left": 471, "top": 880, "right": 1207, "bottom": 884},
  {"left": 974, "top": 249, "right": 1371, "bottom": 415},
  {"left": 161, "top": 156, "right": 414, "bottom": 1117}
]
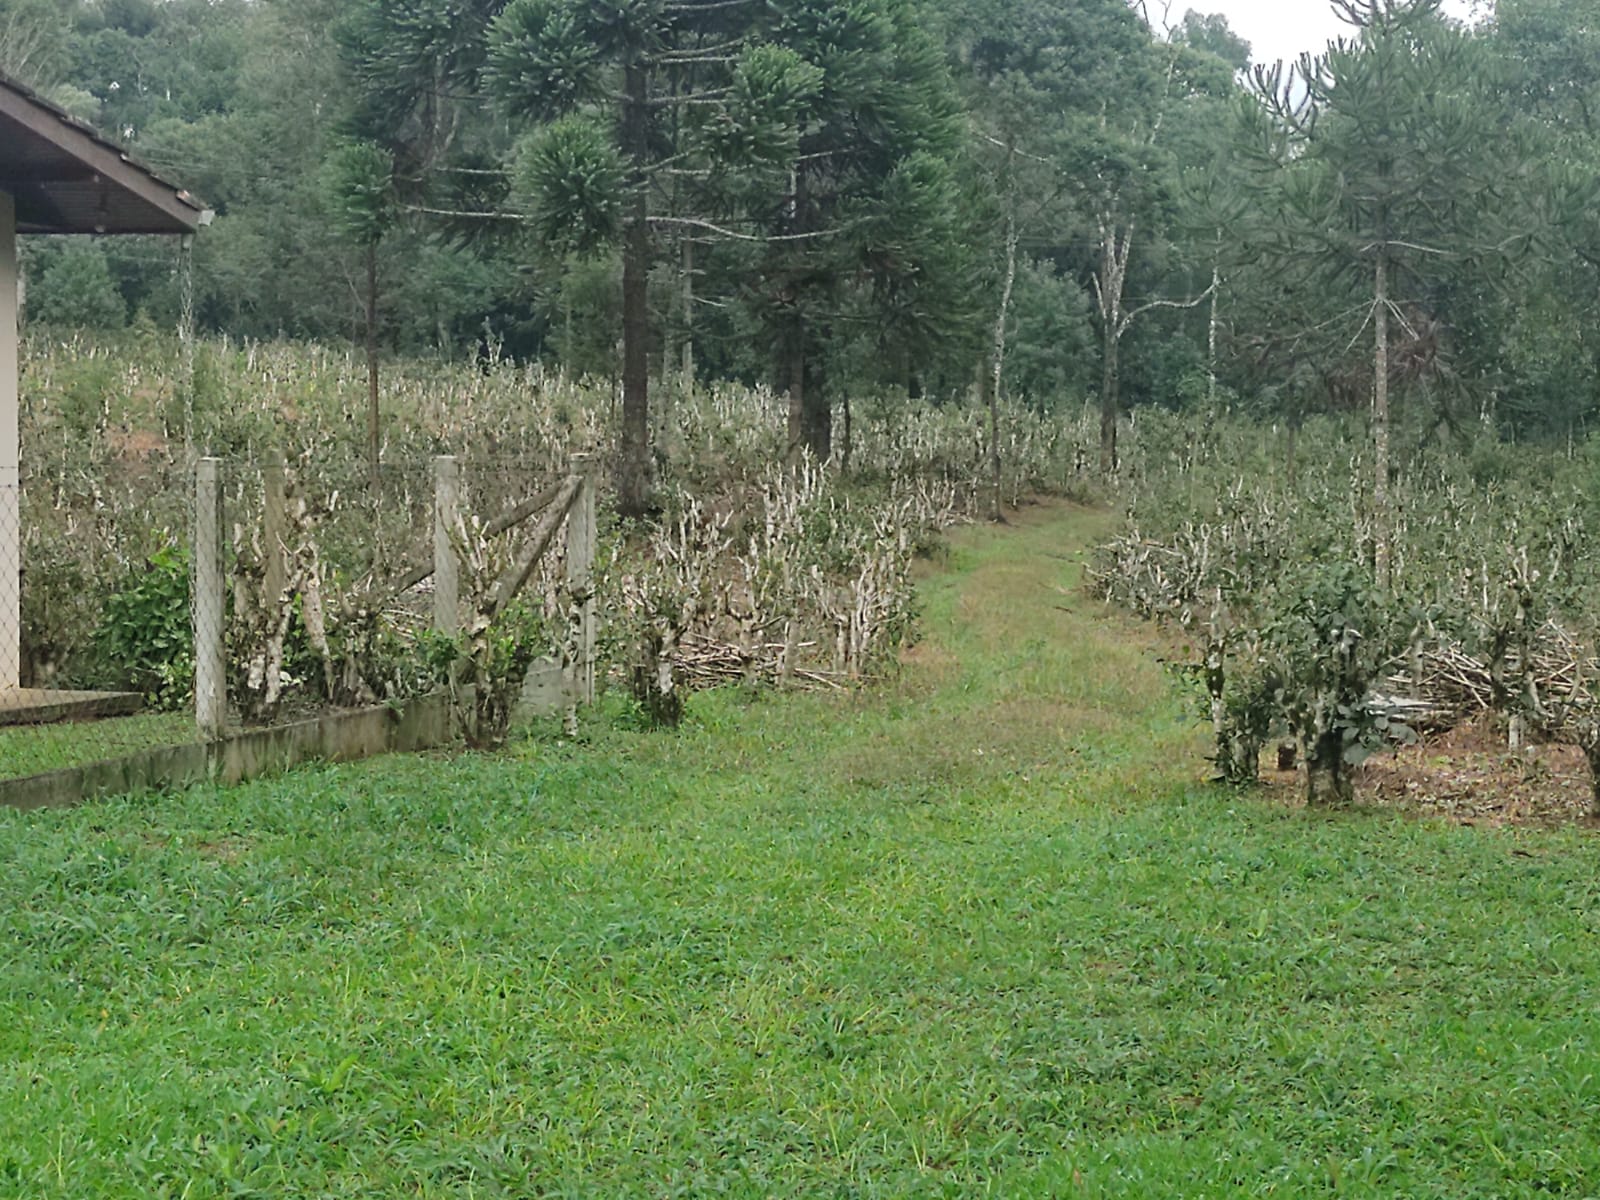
[
  {"left": 1258, "top": 561, "right": 1416, "bottom": 805},
  {"left": 94, "top": 545, "right": 193, "bottom": 710}
]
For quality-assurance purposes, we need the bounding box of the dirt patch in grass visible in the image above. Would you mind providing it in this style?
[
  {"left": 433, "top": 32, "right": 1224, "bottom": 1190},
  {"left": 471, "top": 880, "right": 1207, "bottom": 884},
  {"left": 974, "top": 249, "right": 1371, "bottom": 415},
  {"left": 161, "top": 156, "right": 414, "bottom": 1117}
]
[
  {"left": 1261, "top": 715, "right": 1599, "bottom": 828},
  {"left": 898, "top": 639, "right": 958, "bottom": 672},
  {"left": 141, "top": 833, "right": 254, "bottom": 860},
  {"left": 828, "top": 697, "right": 1127, "bottom": 794},
  {"left": 196, "top": 836, "right": 251, "bottom": 862}
]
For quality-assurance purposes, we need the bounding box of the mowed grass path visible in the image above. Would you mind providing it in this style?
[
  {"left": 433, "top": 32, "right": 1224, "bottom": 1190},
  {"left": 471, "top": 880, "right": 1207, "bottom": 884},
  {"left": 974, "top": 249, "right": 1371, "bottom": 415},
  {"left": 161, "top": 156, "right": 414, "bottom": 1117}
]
[{"left": 5, "top": 504, "right": 1600, "bottom": 1197}]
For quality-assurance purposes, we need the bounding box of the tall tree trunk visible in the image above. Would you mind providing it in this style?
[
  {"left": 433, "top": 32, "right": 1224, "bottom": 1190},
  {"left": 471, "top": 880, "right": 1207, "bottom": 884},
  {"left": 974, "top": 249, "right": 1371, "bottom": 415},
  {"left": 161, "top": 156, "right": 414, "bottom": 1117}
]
[
  {"left": 1094, "top": 218, "right": 1131, "bottom": 479},
  {"left": 655, "top": 237, "right": 693, "bottom": 464},
  {"left": 784, "top": 168, "right": 829, "bottom": 463},
  {"left": 1099, "top": 325, "right": 1119, "bottom": 478},
  {"left": 804, "top": 374, "right": 830, "bottom": 461},
  {"left": 1373, "top": 253, "right": 1391, "bottom": 590},
  {"left": 841, "top": 392, "right": 852, "bottom": 475},
  {"left": 618, "top": 61, "right": 653, "bottom": 519},
  {"left": 989, "top": 200, "right": 1017, "bottom": 522},
  {"left": 680, "top": 237, "right": 695, "bottom": 384},
  {"left": 660, "top": 287, "right": 677, "bottom": 399},
  {"left": 1207, "top": 241, "right": 1220, "bottom": 411},
  {"left": 560, "top": 267, "right": 575, "bottom": 376},
  {"left": 784, "top": 316, "right": 808, "bottom": 460},
  {"left": 366, "top": 241, "right": 380, "bottom": 493}
]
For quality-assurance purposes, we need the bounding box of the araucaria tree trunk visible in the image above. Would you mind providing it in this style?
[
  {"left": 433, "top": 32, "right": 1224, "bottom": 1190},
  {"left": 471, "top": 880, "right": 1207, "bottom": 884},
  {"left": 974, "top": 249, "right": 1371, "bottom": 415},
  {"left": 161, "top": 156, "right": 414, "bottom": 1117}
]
[
  {"left": 784, "top": 170, "right": 829, "bottom": 464},
  {"left": 989, "top": 204, "right": 1017, "bottom": 521},
  {"left": 617, "top": 62, "right": 653, "bottom": 519},
  {"left": 680, "top": 237, "right": 695, "bottom": 383},
  {"left": 784, "top": 313, "right": 828, "bottom": 461},
  {"left": 1373, "top": 253, "right": 1391, "bottom": 590},
  {"left": 366, "top": 242, "right": 380, "bottom": 492}
]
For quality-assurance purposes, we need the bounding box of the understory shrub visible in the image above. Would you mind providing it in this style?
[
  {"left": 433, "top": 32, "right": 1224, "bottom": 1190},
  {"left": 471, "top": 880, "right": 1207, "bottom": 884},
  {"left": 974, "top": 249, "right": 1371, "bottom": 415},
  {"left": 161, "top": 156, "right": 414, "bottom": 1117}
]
[
  {"left": 94, "top": 544, "right": 193, "bottom": 709},
  {"left": 17, "top": 330, "right": 1100, "bottom": 736},
  {"left": 1095, "top": 409, "right": 1600, "bottom": 808}
]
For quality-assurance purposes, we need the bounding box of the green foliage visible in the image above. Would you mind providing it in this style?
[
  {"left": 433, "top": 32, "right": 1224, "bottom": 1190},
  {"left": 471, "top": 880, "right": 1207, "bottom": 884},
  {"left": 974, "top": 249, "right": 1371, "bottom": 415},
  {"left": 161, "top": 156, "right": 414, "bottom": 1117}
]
[
  {"left": 485, "top": 0, "right": 606, "bottom": 119},
  {"left": 1006, "top": 259, "right": 1096, "bottom": 408},
  {"left": 696, "top": 43, "right": 822, "bottom": 168},
  {"left": 1177, "top": 10, "right": 1251, "bottom": 72},
  {"left": 22, "top": 0, "right": 1600, "bottom": 464},
  {"left": 1258, "top": 560, "right": 1415, "bottom": 804},
  {"left": 17, "top": 534, "right": 102, "bottom": 691},
  {"left": 733, "top": 0, "right": 971, "bottom": 451},
  {"left": 0, "top": 0, "right": 78, "bottom": 89},
  {"left": 93, "top": 544, "right": 194, "bottom": 710},
  {"left": 1095, "top": 404, "right": 1600, "bottom": 807},
  {"left": 319, "top": 139, "right": 396, "bottom": 246},
  {"left": 27, "top": 240, "right": 127, "bottom": 329},
  {"left": 462, "top": 600, "right": 551, "bottom": 749},
  {"left": 512, "top": 114, "right": 625, "bottom": 254}
]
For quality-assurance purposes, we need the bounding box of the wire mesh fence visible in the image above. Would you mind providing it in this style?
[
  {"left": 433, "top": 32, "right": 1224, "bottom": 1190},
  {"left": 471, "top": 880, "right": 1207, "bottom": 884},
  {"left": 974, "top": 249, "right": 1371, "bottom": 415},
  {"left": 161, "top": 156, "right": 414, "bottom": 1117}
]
[
  {"left": 3, "top": 456, "right": 202, "bottom": 783},
  {"left": 2, "top": 451, "right": 596, "bottom": 791}
]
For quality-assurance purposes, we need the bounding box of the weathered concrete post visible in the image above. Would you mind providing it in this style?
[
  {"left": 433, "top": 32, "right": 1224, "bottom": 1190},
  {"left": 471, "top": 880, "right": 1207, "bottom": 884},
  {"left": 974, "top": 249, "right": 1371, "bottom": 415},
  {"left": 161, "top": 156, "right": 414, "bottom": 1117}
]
[
  {"left": 433, "top": 456, "right": 460, "bottom": 638},
  {"left": 262, "top": 450, "right": 287, "bottom": 607},
  {"left": 566, "top": 453, "right": 597, "bottom": 708},
  {"left": 0, "top": 191, "right": 18, "bottom": 691},
  {"left": 195, "top": 457, "right": 226, "bottom": 739}
]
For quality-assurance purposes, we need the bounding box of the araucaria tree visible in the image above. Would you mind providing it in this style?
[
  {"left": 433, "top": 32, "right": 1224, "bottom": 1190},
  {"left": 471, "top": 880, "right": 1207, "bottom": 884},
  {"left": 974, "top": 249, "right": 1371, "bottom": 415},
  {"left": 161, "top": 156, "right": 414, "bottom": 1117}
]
[
  {"left": 1244, "top": 0, "right": 1516, "bottom": 588},
  {"left": 321, "top": 139, "right": 398, "bottom": 490},
  {"left": 743, "top": 0, "right": 967, "bottom": 465},
  {"left": 487, "top": 0, "right": 811, "bottom": 516}
]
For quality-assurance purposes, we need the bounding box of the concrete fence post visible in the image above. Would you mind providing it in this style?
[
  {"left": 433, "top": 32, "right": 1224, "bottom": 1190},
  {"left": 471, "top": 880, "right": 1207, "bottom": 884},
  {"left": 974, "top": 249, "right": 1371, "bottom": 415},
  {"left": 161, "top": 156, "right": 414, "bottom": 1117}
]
[
  {"left": 566, "top": 453, "right": 597, "bottom": 707},
  {"left": 195, "top": 457, "right": 226, "bottom": 739},
  {"left": 566, "top": 454, "right": 598, "bottom": 710},
  {"left": 433, "top": 455, "right": 460, "bottom": 638}
]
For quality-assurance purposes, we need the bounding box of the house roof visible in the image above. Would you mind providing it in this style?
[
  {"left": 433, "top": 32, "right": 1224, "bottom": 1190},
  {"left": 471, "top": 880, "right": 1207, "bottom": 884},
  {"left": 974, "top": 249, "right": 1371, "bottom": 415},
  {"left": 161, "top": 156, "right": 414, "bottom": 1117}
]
[{"left": 0, "top": 73, "right": 206, "bottom": 236}]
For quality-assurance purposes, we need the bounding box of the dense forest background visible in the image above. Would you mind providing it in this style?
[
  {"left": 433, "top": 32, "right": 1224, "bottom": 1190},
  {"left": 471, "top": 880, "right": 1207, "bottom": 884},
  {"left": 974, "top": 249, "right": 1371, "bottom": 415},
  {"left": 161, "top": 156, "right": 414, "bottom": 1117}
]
[{"left": 4, "top": 0, "right": 1600, "bottom": 476}]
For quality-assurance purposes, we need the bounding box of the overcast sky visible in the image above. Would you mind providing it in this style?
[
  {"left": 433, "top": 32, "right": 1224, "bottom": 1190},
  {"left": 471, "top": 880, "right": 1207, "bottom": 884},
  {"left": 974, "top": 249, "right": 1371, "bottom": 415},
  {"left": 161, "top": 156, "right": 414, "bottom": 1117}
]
[{"left": 1180, "top": 0, "right": 1481, "bottom": 68}]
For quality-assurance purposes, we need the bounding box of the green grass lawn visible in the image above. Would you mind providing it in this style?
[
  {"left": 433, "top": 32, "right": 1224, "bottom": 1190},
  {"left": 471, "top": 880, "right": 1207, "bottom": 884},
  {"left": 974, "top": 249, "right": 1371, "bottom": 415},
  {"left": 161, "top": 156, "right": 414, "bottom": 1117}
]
[
  {"left": 4, "top": 504, "right": 1600, "bottom": 1197},
  {"left": 0, "top": 711, "right": 197, "bottom": 781}
]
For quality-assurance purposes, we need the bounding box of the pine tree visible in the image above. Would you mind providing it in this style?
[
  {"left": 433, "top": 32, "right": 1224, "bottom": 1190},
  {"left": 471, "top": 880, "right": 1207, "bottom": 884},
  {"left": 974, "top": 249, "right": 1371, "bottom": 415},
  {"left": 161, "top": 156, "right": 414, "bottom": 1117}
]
[
  {"left": 321, "top": 139, "right": 398, "bottom": 489},
  {"left": 1245, "top": 0, "right": 1522, "bottom": 588},
  {"left": 486, "top": 0, "right": 813, "bottom": 514},
  {"left": 742, "top": 0, "right": 965, "bottom": 464}
]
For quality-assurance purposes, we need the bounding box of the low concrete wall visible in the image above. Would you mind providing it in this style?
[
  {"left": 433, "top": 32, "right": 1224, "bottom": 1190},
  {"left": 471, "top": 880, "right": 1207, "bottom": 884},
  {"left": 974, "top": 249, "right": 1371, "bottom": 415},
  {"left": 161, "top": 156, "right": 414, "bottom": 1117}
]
[
  {"left": 0, "top": 692, "right": 458, "bottom": 812},
  {"left": 0, "top": 689, "right": 142, "bottom": 727}
]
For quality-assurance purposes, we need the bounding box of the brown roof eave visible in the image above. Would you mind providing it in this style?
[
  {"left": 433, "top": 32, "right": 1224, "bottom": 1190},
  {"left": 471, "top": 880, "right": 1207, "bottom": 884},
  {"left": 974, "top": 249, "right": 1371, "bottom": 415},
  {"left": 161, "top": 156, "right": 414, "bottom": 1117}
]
[{"left": 0, "top": 73, "right": 205, "bottom": 235}]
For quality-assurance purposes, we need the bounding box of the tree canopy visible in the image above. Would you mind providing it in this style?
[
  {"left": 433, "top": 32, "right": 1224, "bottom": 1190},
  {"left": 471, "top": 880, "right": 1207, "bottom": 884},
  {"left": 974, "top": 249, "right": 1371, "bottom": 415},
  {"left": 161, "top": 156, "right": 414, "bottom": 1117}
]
[{"left": 14, "top": 0, "right": 1600, "bottom": 480}]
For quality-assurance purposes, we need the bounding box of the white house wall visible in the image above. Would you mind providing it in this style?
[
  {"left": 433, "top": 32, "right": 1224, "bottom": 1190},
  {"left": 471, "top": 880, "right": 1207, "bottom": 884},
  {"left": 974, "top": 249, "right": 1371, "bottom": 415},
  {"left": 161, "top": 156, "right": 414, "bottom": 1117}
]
[{"left": 1, "top": 191, "right": 18, "bottom": 690}]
